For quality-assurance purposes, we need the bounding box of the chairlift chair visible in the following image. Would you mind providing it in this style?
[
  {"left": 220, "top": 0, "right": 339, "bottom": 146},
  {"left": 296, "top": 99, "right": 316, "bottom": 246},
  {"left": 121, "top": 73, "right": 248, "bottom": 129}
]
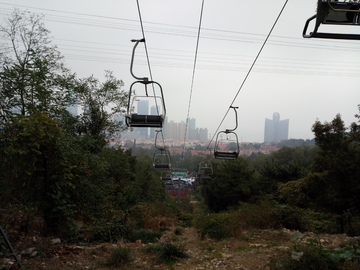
[
  {"left": 153, "top": 130, "right": 171, "bottom": 171},
  {"left": 153, "top": 148, "right": 172, "bottom": 171},
  {"left": 161, "top": 176, "right": 172, "bottom": 181},
  {"left": 196, "top": 162, "right": 213, "bottom": 185},
  {"left": 125, "top": 39, "right": 166, "bottom": 127},
  {"left": 303, "top": 0, "right": 360, "bottom": 40},
  {"left": 161, "top": 175, "right": 173, "bottom": 187},
  {"left": 161, "top": 170, "right": 173, "bottom": 183},
  {"left": 198, "top": 162, "right": 213, "bottom": 178},
  {"left": 214, "top": 106, "right": 240, "bottom": 160}
]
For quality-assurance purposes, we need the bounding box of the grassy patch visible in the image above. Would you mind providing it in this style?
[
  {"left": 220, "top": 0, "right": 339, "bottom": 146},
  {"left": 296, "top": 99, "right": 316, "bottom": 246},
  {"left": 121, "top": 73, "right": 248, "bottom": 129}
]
[{"left": 235, "top": 245, "right": 247, "bottom": 252}]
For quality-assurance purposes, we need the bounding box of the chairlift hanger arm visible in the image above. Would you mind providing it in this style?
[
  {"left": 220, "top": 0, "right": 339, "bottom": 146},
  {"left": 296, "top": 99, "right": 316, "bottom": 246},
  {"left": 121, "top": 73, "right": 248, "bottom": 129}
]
[
  {"left": 155, "top": 130, "right": 165, "bottom": 150},
  {"left": 130, "top": 38, "right": 148, "bottom": 81},
  {"left": 225, "top": 106, "right": 239, "bottom": 133}
]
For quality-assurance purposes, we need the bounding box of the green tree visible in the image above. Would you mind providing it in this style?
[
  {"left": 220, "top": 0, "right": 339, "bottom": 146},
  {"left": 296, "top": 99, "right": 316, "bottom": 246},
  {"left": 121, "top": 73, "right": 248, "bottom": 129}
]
[
  {"left": 0, "top": 9, "right": 75, "bottom": 123},
  {"left": 0, "top": 111, "right": 80, "bottom": 230},
  {"left": 201, "top": 158, "right": 256, "bottom": 212},
  {"left": 260, "top": 146, "right": 316, "bottom": 183},
  {"left": 61, "top": 71, "right": 128, "bottom": 153},
  {"left": 311, "top": 111, "right": 360, "bottom": 215}
]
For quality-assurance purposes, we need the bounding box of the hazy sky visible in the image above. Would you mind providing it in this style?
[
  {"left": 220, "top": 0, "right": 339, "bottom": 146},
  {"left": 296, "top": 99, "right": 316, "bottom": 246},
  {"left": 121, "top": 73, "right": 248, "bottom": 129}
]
[{"left": 1, "top": 0, "right": 359, "bottom": 143}]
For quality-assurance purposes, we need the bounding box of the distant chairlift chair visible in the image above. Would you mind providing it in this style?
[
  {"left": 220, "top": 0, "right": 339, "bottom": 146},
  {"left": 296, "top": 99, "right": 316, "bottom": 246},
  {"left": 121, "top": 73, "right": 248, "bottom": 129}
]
[
  {"left": 153, "top": 148, "right": 172, "bottom": 171},
  {"left": 153, "top": 130, "right": 172, "bottom": 171},
  {"left": 303, "top": 0, "right": 360, "bottom": 40},
  {"left": 197, "top": 161, "right": 213, "bottom": 185},
  {"left": 214, "top": 106, "right": 240, "bottom": 160},
  {"left": 125, "top": 39, "right": 166, "bottom": 127}
]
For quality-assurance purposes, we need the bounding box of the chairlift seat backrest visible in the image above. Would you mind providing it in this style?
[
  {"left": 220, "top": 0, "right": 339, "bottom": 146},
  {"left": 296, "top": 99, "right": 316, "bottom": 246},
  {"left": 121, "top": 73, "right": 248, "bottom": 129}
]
[
  {"left": 126, "top": 114, "right": 164, "bottom": 127},
  {"left": 154, "top": 164, "right": 171, "bottom": 171},
  {"left": 321, "top": 1, "right": 360, "bottom": 24},
  {"left": 214, "top": 151, "right": 239, "bottom": 160}
]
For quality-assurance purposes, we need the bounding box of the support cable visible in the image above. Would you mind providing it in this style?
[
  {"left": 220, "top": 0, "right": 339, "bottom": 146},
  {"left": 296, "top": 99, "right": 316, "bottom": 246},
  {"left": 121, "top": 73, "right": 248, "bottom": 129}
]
[
  {"left": 181, "top": 0, "right": 205, "bottom": 158},
  {"left": 135, "top": 0, "right": 166, "bottom": 145},
  {"left": 204, "top": 0, "right": 289, "bottom": 153}
]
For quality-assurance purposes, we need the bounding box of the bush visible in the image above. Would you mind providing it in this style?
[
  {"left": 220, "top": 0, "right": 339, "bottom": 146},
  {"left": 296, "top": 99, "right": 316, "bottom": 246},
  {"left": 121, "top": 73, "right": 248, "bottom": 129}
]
[
  {"left": 269, "top": 243, "right": 339, "bottom": 270},
  {"left": 145, "top": 243, "right": 189, "bottom": 263},
  {"left": 273, "top": 204, "right": 340, "bottom": 234},
  {"left": 129, "top": 200, "right": 180, "bottom": 229},
  {"left": 230, "top": 201, "right": 278, "bottom": 230},
  {"left": 126, "top": 229, "right": 161, "bottom": 244},
  {"left": 103, "top": 247, "right": 132, "bottom": 267},
  {"left": 89, "top": 218, "right": 129, "bottom": 243},
  {"left": 194, "top": 213, "right": 233, "bottom": 240},
  {"left": 194, "top": 200, "right": 343, "bottom": 241}
]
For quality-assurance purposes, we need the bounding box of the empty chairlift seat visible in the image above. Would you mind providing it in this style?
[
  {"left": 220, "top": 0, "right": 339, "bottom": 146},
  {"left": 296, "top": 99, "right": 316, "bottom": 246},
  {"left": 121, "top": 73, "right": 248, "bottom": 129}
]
[
  {"left": 125, "top": 81, "right": 166, "bottom": 128},
  {"left": 153, "top": 130, "right": 172, "bottom": 171},
  {"left": 153, "top": 148, "right": 171, "bottom": 171},
  {"left": 214, "top": 130, "right": 240, "bottom": 160},
  {"left": 126, "top": 113, "right": 164, "bottom": 128},
  {"left": 126, "top": 38, "right": 166, "bottom": 128},
  {"left": 214, "top": 106, "right": 240, "bottom": 160},
  {"left": 303, "top": 0, "right": 360, "bottom": 39}
]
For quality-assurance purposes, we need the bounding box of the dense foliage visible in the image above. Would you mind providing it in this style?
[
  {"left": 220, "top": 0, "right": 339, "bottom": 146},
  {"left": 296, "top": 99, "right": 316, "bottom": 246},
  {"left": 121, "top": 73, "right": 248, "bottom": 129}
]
[
  {"left": 1, "top": 10, "right": 360, "bottom": 249},
  {"left": 0, "top": 10, "right": 165, "bottom": 237}
]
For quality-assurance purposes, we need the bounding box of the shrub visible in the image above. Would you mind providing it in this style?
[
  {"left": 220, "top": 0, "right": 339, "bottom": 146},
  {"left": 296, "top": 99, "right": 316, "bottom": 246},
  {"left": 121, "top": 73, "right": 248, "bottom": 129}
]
[
  {"left": 194, "top": 213, "right": 232, "bottom": 240},
  {"left": 129, "top": 200, "right": 180, "bottom": 229},
  {"left": 145, "top": 243, "right": 189, "bottom": 263},
  {"left": 174, "top": 228, "right": 183, "bottom": 235},
  {"left": 103, "top": 247, "right": 132, "bottom": 267},
  {"left": 126, "top": 229, "right": 161, "bottom": 244},
  {"left": 230, "top": 201, "right": 278, "bottom": 230},
  {"left": 269, "top": 243, "right": 339, "bottom": 270},
  {"left": 89, "top": 218, "right": 129, "bottom": 243}
]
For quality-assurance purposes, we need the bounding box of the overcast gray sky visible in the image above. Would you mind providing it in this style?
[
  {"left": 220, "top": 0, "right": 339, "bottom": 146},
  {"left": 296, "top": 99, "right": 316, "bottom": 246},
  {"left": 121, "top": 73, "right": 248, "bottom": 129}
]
[{"left": 1, "top": 0, "right": 359, "bottom": 143}]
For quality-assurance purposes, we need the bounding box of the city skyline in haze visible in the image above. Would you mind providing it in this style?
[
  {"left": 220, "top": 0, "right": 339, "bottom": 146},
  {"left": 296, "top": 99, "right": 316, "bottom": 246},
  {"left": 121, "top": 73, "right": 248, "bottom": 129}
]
[{"left": 1, "top": 0, "right": 359, "bottom": 143}]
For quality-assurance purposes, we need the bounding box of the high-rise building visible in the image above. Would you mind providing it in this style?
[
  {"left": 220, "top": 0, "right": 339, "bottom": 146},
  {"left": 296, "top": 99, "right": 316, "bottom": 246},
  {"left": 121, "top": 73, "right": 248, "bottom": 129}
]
[
  {"left": 149, "top": 105, "right": 159, "bottom": 139},
  {"left": 135, "top": 100, "right": 149, "bottom": 138},
  {"left": 178, "top": 121, "right": 186, "bottom": 141},
  {"left": 166, "top": 120, "right": 178, "bottom": 140},
  {"left": 187, "top": 118, "right": 196, "bottom": 140},
  {"left": 264, "top": 112, "right": 289, "bottom": 143},
  {"left": 198, "top": 128, "right": 208, "bottom": 142}
]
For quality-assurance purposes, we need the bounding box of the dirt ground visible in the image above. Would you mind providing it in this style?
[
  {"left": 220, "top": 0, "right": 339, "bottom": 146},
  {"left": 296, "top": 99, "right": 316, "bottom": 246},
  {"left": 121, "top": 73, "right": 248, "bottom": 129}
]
[{"left": 2, "top": 226, "right": 358, "bottom": 270}]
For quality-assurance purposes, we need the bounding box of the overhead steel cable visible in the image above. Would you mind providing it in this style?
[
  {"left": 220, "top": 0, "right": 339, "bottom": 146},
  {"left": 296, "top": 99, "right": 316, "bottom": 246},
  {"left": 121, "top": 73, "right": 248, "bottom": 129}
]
[
  {"left": 181, "top": 0, "right": 205, "bottom": 159},
  {"left": 204, "top": 0, "right": 290, "bottom": 154},
  {"left": 2, "top": 5, "right": 360, "bottom": 53},
  {"left": 135, "top": 0, "right": 166, "bottom": 146}
]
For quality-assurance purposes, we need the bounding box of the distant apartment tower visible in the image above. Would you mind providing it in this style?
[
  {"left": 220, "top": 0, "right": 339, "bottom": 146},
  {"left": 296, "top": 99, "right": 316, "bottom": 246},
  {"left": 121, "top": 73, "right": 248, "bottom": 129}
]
[
  {"left": 198, "top": 128, "right": 208, "bottom": 142},
  {"left": 135, "top": 100, "right": 149, "bottom": 138},
  {"left": 178, "top": 121, "right": 186, "bottom": 141},
  {"left": 264, "top": 112, "right": 289, "bottom": 143},
  {"left": 187, "top": 118, "right": 197, "bottom": 140},
  {"left": 149, "top": 105, "right": 159, "bottom": 139},
  {"left": 166, "top": 120, "right": 178, "bottom": 140}
]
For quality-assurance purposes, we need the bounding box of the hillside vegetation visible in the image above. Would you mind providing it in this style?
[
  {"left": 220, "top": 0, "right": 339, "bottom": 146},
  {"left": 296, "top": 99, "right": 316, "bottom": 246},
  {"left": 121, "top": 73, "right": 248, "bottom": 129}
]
[{"left": 1, "top": 10, "right": 360, "bottom": 270}]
